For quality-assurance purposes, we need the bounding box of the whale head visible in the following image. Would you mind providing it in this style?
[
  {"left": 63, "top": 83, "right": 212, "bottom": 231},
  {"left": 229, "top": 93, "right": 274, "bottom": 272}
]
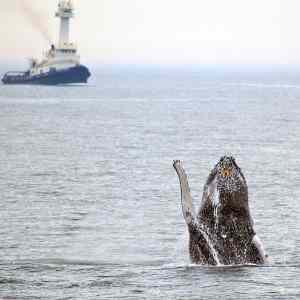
[
  {"left": 215, "top": 156, "right": 247, "bottom": 194},
  {"left": 204, "top": 155, "right": 248, "bottom": 210}
]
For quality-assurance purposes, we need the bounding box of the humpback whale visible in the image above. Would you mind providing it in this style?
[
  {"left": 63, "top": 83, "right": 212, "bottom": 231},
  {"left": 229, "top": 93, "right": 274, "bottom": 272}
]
[{"left": 173, "top": 156, "right": 269, "bottom": 265}]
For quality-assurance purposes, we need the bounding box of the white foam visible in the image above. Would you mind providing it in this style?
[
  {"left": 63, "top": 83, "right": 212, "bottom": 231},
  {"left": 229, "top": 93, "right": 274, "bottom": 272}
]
[
  {"left": 206, "top": 178, "right": 220, "bottom": 207},
  {"left": 208, "top": 180, "right": 220, "bottom": 230},
  {"left": 252, "top": 235, "right": 270, "bottom": 264},
  {"left": 212, "top": 187, "right": 220, "bottom": 208}
]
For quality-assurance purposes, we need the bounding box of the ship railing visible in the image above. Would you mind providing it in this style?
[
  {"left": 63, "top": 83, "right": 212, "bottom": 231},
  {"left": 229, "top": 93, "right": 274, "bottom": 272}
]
[{"left": 3, "top": 71, "right": 27, "bottom": 77}]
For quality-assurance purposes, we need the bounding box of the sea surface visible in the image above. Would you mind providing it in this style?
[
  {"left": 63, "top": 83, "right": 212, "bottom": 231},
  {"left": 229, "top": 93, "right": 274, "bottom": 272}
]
[{"left": 0, "top": 66, "right": 300, "bottom": 299}]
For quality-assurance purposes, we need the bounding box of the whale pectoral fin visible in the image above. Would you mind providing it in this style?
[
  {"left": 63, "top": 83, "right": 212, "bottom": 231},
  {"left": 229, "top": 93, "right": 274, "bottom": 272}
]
[
  {"left": 173, "top": 160, "right": 219, "bottom": 265},
  {"left": 173, "top": 160, "right": 196, "bottom": 226},
  {"left": 251, "top": 235, "right": 270, "bottom": 264}
]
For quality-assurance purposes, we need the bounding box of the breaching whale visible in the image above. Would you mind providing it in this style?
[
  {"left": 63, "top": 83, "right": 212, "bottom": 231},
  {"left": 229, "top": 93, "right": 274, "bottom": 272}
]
[{"left": 173, "top": 156, "right": 269, "bottom": 265}]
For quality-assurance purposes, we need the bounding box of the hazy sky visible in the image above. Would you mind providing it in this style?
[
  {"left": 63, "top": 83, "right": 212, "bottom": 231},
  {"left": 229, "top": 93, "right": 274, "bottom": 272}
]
[{"left": 0, "top": 0, "right": 299, "bottom": 66}]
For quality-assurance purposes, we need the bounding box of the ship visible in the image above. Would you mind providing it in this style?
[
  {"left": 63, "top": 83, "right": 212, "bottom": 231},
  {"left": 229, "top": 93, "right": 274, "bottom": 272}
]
[{"left": 1, "top": 0, "right": 91, "bottom": 85}]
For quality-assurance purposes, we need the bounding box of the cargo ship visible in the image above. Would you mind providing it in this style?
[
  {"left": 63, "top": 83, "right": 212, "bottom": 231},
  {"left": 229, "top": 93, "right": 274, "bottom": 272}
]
[{"left": 1, "top": 0, "right": 91, "bottom": 85}]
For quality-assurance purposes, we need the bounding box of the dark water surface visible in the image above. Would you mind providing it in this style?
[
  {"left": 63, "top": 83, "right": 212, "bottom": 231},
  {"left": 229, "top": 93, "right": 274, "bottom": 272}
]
[{"left": 0, "top": 67, "right": 300, "bottom": 299}]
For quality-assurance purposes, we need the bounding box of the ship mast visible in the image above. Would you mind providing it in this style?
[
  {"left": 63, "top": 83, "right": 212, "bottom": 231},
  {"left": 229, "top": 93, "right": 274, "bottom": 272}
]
[{"left": 55, "top": 0, "right": 74, "bottom": 48}]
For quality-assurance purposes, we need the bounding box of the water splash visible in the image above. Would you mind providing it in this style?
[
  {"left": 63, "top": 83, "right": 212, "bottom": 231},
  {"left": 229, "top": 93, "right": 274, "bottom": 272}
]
[
  {"left": 208, "top": 183, "right": 220, "bottom": 231},
  {"left": 252, "top": 235, "right": 270, "bottom": 264},
  {"left": 212, "top": 189, "right": 220, "bottom": 231},
  {"left": 198, "top": 225, "right": 221, "bottom": 266}
]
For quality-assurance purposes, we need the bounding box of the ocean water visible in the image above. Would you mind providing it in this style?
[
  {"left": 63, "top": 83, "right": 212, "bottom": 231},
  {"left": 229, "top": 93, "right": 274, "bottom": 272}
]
[{"left": 0, "top": 66, "right": 300, "bottom": 299}]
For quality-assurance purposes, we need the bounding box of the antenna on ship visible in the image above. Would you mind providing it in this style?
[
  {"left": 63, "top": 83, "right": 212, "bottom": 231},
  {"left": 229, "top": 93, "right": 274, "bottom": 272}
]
[{"left": 55, "top": 0, "right": 74, "bottom": 48}]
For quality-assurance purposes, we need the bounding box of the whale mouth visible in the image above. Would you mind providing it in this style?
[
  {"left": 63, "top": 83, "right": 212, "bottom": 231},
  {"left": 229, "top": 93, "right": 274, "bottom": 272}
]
[{"left": 220, "top": 167, "right": 232, "bottom": 178}]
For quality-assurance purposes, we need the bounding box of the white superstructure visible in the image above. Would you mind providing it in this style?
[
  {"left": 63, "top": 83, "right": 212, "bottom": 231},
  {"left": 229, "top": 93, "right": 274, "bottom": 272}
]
[
  {"left": 56, "top": 0, "right": 74, "bottom": 48},
  {"left": 29, "top": 0, "right": 80, "bottom": 76}
]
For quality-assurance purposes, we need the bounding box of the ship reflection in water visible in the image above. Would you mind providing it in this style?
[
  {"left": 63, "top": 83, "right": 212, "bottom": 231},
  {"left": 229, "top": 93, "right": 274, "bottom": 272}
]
[{"left": 1, "top": 0, "right": 91, "bottom": 85}]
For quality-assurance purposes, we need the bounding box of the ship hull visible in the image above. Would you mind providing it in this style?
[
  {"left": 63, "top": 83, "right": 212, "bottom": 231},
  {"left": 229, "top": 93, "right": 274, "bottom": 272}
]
[{"left": 1, "top": 65, "right": 91, "bottom": 85}]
